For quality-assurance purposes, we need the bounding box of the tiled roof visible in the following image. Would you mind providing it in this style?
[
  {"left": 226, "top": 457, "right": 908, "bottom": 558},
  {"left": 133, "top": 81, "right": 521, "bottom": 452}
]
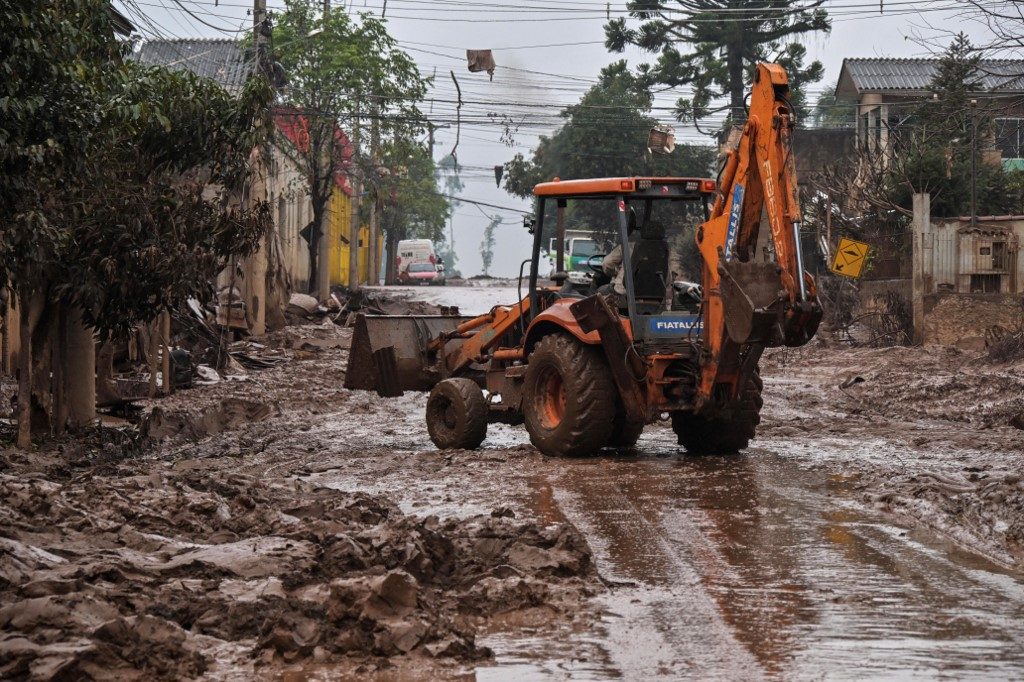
[
  {"left": 108, "top": 5, "right": 134, "bottom": 36},
  {"left": 130, "top": 38, "right": 254, "bottom": 94},
  {"left": 837, "top": 58, "right": 1024, "bottom": 99}
]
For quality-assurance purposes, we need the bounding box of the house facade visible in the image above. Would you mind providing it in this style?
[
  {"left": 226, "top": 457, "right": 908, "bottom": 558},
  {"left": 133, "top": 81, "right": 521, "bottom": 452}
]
[
  {"left": 835, "top": 57, "right": 1024, "bottom": 169},
  {"left": 270, "top": 108, "right": 377, "bottom": 290},
  {"left": 131, "top": 38, "right": 374, "bottom": 304}
]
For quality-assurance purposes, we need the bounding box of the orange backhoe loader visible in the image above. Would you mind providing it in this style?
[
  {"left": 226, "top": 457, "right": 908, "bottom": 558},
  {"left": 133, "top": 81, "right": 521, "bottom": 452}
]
[{"left": 345, "top": 63, "right": 822, "bottom": 456}]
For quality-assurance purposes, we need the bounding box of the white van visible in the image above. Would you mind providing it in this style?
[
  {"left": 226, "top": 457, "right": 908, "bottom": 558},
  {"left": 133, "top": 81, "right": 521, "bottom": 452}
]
[{"left": 395, "top": 239, "right": 437, "bottom": 274}]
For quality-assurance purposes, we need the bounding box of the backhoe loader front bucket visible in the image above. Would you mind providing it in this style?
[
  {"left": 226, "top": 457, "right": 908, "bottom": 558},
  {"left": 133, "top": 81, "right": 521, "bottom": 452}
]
[
  {"left": 344, "top": 313, "right": 472, "bottom": 397},
  {"left": 718, "top": 260, "right": 786, "bottom": 346}
]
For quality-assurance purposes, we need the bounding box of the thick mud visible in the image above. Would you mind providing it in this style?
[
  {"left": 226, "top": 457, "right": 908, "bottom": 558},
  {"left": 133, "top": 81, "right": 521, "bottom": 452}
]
[
  {"left": 761, "top": 343, "right": 1024, "bottom": 567},
  {"left": 2, "top": 288, "right": 1024, "bottom": 679},
  {"left": 0, "top": 322, "right": 598, "bottom": 680}
]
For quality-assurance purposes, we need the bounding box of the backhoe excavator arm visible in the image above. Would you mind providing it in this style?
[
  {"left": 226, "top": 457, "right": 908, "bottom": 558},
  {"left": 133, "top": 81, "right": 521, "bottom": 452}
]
[{"left": 695, "top": 62, "right": 822, "bottom": 409}]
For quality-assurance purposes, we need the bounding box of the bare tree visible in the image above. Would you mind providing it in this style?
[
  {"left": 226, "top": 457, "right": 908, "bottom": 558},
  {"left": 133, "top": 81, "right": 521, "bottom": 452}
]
[{"left": 962, "top": 1, "right": 1024, "bottom": 56}]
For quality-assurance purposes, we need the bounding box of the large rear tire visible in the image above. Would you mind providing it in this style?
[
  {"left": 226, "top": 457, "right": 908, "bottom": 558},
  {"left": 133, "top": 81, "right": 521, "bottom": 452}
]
[
  {"left": 523, "top": 334, "right": 615, "bottom": 457},
  {"left": 672, "top": 369, "right": 763, "bottom": 454},
  {"left": 426, "top": 378, "right": 488, "bottom": 450}
]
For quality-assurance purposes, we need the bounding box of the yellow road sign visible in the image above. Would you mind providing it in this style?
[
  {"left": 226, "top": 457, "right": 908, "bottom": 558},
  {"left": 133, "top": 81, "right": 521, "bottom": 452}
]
[{"left": 830, "top": 237, "right": 870, "bottom": 278}]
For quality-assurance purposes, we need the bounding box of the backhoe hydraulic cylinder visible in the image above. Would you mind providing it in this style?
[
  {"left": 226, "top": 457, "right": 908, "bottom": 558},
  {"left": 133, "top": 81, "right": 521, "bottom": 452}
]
[{"left": 792, "top": 221, "right": 807, "bottom": 302}]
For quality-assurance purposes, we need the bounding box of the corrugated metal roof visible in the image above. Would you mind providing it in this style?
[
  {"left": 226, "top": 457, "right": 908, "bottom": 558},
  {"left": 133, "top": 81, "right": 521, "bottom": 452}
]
[
  {"left": 842, "top": 58, "right": 1024, "bottom": 94},
  {"left": 130, "top": 39, "right": 253, "bottom": 94}
]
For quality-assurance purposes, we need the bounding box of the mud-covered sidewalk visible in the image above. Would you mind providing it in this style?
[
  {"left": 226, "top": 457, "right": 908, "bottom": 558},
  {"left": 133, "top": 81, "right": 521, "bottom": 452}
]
[{"left": 2, "top": 315, "right": 1024, "bottom": 679}]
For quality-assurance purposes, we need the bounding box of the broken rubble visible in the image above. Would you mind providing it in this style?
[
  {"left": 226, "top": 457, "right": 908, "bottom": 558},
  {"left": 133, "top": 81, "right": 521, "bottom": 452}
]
[{"left": 0, "top": 466, "right": 598, "bottom": 678}]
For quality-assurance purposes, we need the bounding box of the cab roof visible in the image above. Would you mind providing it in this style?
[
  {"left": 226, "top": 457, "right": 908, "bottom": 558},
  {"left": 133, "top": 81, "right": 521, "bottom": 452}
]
[{"left": 533, "top": 176, "right": 718, "bottom": 198}]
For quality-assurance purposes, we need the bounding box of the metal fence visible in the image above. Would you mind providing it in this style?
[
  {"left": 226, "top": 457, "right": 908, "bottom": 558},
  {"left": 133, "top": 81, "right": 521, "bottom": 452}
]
[
  {"left": 862, "top": 230, "right": 911, "bottom": 280},
  {"left": 920, "top": 233, "right": 1018, "bottom": 294}
]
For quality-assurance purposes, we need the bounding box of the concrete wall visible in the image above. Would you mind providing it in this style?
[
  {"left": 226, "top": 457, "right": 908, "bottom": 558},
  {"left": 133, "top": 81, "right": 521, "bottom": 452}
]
[
  {"left": 268, "top": 147, "right": 314, "bottom": 293},
  {"left": 850, "top": 278, "right": 912, "bottom": 343},
  {"left": 857, "top": 278, "right": 912, "bottom": 306}
]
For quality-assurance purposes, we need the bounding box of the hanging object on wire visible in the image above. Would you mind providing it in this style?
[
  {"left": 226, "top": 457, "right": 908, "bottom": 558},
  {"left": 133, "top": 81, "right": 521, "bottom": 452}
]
[
  {"left": 466, "top": 49, "right": 496, "bottom": 81},
  {"left": 647, "top": 124, "right": 676, "bottom": 155}
]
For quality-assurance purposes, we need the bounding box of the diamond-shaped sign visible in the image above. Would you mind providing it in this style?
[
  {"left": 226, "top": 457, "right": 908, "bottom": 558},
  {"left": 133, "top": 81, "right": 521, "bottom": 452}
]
[{"left": 830, "top": 237, "right": 870, "bottom": 279}]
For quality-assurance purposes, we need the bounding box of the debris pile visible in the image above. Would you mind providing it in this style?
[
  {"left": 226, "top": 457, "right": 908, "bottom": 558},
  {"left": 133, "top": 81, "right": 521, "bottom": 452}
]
[
  {"left": 0, "top": 467, "right": 597, "bottom": 678},
  {"left": 985, "top": 325, "right": 1024, "bottom": 364},
  {"left": 765, "top": 343, "right": 1024, "bottom": 429},
  {"left": 864, "top": 465, "right": 1024, "bottom": 566}
]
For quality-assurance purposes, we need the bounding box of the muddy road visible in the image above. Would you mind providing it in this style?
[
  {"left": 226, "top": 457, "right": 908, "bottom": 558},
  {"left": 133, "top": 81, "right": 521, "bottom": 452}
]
[
  {"left": 314, "top": 382, "right": 1024, "bottom": 679},
  {"left": 3, "top": 283, "right": 1024, "bottom": 679},
  {"left": 326, "top": 284, "right": 1024, "bottom": 678}
]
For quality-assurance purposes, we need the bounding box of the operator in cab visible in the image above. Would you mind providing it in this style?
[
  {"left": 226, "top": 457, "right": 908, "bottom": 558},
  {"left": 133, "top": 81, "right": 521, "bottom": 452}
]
[{"left": 598, "top": 218, "right": 701, "bottom": 312}]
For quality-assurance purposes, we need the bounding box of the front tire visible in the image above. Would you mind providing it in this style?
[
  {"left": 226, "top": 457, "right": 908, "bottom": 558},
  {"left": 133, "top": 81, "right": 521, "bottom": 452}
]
[
  {"left": 672, "top": 369, "right": 763, "bottom": 454},
  {"left": 523, "top": 334, "right": 615, "bottom": 457},
  {"left": 426, "top": 378, "right": 488, "bottom": 449}
]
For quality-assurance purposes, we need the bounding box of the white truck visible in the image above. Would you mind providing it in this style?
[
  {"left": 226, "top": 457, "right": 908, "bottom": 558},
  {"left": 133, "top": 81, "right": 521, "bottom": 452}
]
[
  {"left": 395, "top": 239, "right": 444, "bottom": 286},
  {"left": 547, "top": 230, "right": 601, "bottom": 274}
]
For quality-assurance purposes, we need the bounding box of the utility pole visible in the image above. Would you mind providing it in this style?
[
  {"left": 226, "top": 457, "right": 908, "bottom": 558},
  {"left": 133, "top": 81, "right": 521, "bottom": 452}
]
[
  {"left": 255, "top": 0, "right": 267, "bottom": 54},
  {"left": 368, "top": 99, "right": 380, "bottom": 286},
  {"left": 348, "top": 95, "right": 362, "bottom": 289},
  {"left": 243, "top": 0, "right": 269, "bottom": 331},
  {"left": 970, "top": 98, "right": 978, "bottom": 227}
]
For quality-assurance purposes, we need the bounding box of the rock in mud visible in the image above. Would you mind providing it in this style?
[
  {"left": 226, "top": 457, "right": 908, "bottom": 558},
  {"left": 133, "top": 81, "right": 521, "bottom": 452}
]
[{"left": 363, "top": 570, "right": 419, "bottom": 618}]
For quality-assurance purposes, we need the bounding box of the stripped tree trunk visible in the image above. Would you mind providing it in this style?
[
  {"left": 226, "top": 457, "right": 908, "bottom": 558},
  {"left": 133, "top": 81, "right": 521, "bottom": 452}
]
[
  {"left": 161, "top": 309, "right": 172, "bottom": 396},
  {"left": 65, "top": 306, "right": 96, "bottom": 429},
  {"left": 147, "top": 320, "right": 159, "bottom": 399},
  {"left": 16, "top": 297, "right": 31, "bottom": 449},
  {"left": 51, "top": 305, "right": 67, "bottom": 435}
]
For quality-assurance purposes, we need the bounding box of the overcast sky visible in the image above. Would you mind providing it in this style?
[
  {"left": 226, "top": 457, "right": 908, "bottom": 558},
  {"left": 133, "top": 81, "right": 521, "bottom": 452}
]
[{"left": 118, "top": 0, "right": 999, "bottom": 277}]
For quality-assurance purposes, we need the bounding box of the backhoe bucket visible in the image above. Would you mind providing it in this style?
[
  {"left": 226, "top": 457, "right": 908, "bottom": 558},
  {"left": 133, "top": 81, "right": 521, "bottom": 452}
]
[
  {"left": 718, "top": 260, "right": 785, "bottom": 346},
  {"left": 344, "top": 313, "right": 471, "bottom": 397}
]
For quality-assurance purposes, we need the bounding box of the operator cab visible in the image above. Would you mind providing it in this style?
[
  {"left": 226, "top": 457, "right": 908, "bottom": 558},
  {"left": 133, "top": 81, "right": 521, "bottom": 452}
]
[{"left": 529, "top": 177, "right": 716, "bottom": 345}]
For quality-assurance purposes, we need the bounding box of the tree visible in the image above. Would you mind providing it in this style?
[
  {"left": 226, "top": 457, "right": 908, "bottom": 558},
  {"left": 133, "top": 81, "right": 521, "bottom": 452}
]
[
  {"left": 503, "top": 61, "right": 716, "bottom": 243},
  {"left": 887, "top": 34, "right": 1015, "bottom": 217},
  {"left": 1, "top": 0, "right": 271, "bottom": 445},
  {"left": 377, "top": 139, "right": 450, "bottom": 283},
  {"left": 813, "top": 80, "right": 855, "bottom": 128},
  {"left": 271, "top": 2, "right": 430, "bottom": 293},
  {"left": 958, "top": 1, "right": 1024, "bottom": 55},
  {"left": 808, "top": 34, "right": 1019, "bottom": 233},
  {"left": 604, "top": 1, "right": 830, "bottom": 127},
  {"left": 479, "top": 215, "right": 502, "bottom": 276},
  {"left": 0, "top": 0, "right": 118, "bottom": 446},
  {"left": 437, "top": 153, "right": 464, "bottom": 277}
]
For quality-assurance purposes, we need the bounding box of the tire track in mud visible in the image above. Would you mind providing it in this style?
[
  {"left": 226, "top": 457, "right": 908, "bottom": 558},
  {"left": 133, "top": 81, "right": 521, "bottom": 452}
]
[
  {"left": 536, "top": 438, "right": 1024, "bottom": 680},
  {"left": 547, "top": 457, "right": 768, "bottom": 680}
]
